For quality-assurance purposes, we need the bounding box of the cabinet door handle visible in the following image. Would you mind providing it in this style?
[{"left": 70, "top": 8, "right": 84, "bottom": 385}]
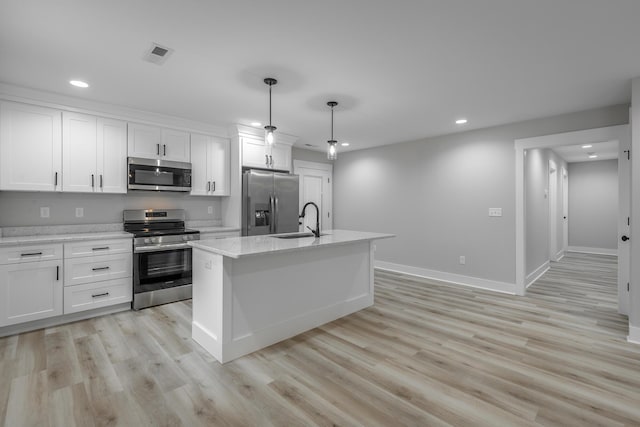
[
  {"left": 91, "top": 174, "right": 95, "bottom": 188},
  {"left": 100, "top": 174, "right": 103, "bottom": 188},
  {"left": 92, "top": 266, "right": 110, "bottom": 271},
  {"left": 163, "top": 144, "right": 166, "bottom": 156},
  {"left": 269, "top": 155, "right": 273, "bottom": 165},
  {"left": 56, "top": 266, "right": 59, "bottom": 281},
  {"left": 91, "top": 292, "right": 110, "bottom": 298},
  {"left": 21, "top": 252, "right": 43, "bottom": 257},
  {"left": 212, "top": 181, "right": 216, "bottom": 192},
  {"left": 207, "top": 181, "right": 211, "bottom": 192},
  {"left": 265, "top": 154, "right": 269, "bottom": 165},
  {"left": 92, "top": 246, "right": 110, "bottom": 251},
  {"left": 157, "top": 143, "right": 160, "bottom": 155},
  {"left": 54, "top": 172, "right": 58, "bottom": 186}
]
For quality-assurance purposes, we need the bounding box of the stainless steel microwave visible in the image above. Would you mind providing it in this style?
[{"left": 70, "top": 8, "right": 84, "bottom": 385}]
[{"left": 128, "top": 157, "right": 192, "bottom": 192}]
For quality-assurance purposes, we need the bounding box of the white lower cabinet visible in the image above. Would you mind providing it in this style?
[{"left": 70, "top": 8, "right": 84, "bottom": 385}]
[
  {"left": 0, "top": 245, "right": 63, "bottom": 327},
  {"left": 64, "top": 278, "right": 131, "bottom": 314},
  {"left": 63, "top": 239, "right": 132, "bottom": 314}
]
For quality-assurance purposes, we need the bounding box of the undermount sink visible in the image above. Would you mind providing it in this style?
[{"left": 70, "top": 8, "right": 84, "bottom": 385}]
[{"left": 274, "top": 232, "right": 326, "bottom": 239}]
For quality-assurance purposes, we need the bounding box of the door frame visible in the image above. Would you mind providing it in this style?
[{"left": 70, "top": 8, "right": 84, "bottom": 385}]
[
  {"left": 515, "top": 124, "right": 629, "bottom": 297},
  {"left": 293, "top": 160, "right": 333, "bottom": 231},
  {"left": 548, "top": 160, "right": 559, "bottom": 261},
  {"left": 562, "top": 167, "right": 569, "bottom": 254}
]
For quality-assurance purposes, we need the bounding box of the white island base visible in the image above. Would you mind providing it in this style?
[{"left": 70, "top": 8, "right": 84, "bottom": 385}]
[{"left": 190, "top": 230, "right": 392, "bottom": 364}]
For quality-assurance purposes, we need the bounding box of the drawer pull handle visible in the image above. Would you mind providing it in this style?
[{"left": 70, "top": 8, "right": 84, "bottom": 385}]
[
  {"left": 92, "top": 266, "right": 110, "bottom": 271},
  {"left": 92, "top": 292, "right": 110, "bottom": 298},
  {"left": 21, "top": 252, "right": 43, "bottom": 257},
  {"left": 92, "top": 247, "right": 110, "bottom": 251}
]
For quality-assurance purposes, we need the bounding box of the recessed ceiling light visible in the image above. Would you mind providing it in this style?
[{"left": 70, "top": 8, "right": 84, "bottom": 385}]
[
  {"left": 69, "top": 80, "right": 89, "bottom": 88},
  {"left": 455, "top": 119, "right": 467, "bottom": 125},
  {"left": 581, "top": 144, "right": 593, "bottom": 149},
  {"left": 588, "top": 154, "right": 598, "bottom": 159},
  {"left": 341, "top": 142, "right": 350, "bottom": 147},
  {"left": 250, "top": 122, "right": 262, "bottom": 127}
]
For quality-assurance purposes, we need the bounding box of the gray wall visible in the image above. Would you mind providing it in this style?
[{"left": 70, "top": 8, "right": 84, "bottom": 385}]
[
  {"left": 334, "top": 104, "right": 628, "bottom": 284},
  {"left": 568, "top": 159, "right": 618, "bottom": 250},
  {"left": 524, "top": 148, "right": 567, "bottom": 276},
  {"left": 0, "top": 191, "right": 222, "bottom": 226}
]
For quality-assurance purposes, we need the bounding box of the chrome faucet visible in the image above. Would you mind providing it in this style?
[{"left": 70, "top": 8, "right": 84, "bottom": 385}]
[{"left": 299, "top": 202, "right": 320, "bottom": 238}]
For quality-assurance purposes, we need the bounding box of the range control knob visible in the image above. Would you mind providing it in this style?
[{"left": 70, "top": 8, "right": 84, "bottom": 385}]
[
  {"left": 151, "top": 237, "right": 160, "bottom": 244},
  {"left": 144, "top": 238, "right": 151, "bottom": 244},
  {"left": 182, "top": 235, "right": 189, "bottom": 241}
]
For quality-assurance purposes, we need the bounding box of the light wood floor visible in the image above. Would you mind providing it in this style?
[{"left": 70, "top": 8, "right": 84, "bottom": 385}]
[{"left": 2, "top": 252, "right": 639, "bottom": 426}]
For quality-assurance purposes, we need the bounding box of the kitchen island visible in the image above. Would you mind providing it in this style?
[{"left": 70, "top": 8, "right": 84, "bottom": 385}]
[{"left": 189, "top": 229, "right": 394, "bottom": 364}]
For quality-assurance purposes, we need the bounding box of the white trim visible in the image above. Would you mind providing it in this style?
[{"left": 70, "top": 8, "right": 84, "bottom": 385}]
[
  {"left": 526, "top": 261, "right": 550, "bottom": 288},
  {"left": 0, "top": 82, "right": 229, "bottom": 137},
  {"left": 628, "top": 325, "right": 640, "bottom": 345},
  {"left": 375, "top": 261, "right": 516, "bottom": 295},
  {"left": 0, "top": 303, "right": 130, "bottom": 338},
  {"left": 567, "top": 246, "right": 617, "bottom": 256},
  {"left": 515, "top": 124, "right": 629, "bottom": 296},
  {"left": 293, "top": 159, "right": 333, "bottom": 173},
  {"left": 554, "top": 250, "right": 565, "bottom": 262}
]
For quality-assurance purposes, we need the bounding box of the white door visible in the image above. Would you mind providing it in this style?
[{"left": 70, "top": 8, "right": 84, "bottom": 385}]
[
  {"left": 618, "top": 130, "right": 631, "bottom": 315},
  {"left": 242, "top": 137, "right": 269, "bottom": 169},
  {"left": 127, "top": 123, "right": 162, "bottom": 159},
  {"left": 562, "top": 167, "right": 569, "bottom": 252},
  {"left": 161, "top": 129, "right": 190, "bottom": 162},
  {"left": 97, "top": 118, "right": 127, "bottom": 193},
  {"left": 293, "top": 160, "right": 333, "bottom": 232},
  {"left": 548, "top": 161, "right": 558, "bottom": 261},
  {"left": 270, "top": 144, "right": 292, "bottom": 172},
  {"left": 0, "top": 101, "right": 62, "bottom": 191},
  {"left": 63, "top": 112, "right": 98, "bottom": 193}
]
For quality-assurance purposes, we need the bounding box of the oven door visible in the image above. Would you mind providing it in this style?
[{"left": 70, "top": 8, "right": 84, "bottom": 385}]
[
  {"left": 128, "top": 157, "right": 192, "bottom": 192},
  {"left": 133, "top": 247, "right": 192, "bottom": 294}
]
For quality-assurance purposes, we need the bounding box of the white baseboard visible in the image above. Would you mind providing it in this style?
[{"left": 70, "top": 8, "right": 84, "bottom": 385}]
[
  {"left": 568, "top": 246, "right": 617, "bottom": 256},
  {"left": 628, "top": 325, "right": 640, "bottom": 345},
  {"left": 526, "top": 261, "right": 550, "bottom": 288},
  {"left": 375, "top": 261, "right": 516, "bottom": 295},
  {"left": 553, "top": 250, "right": 565, "bottom": 262}
]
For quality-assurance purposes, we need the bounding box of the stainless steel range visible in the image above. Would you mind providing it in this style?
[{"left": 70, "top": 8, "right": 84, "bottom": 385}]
[{"left": 123, "top": 209, "right": 199, "bottom": 310}]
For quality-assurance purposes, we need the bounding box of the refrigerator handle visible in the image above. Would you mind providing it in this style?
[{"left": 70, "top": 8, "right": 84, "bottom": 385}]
[
  {"left": 246, "top": 196, "right": 252, "bottom": 232},
  {"left": 269, "top": 195, "right": 275, "bottom": 233},
  {"left": 274, "top": 195, "right": 279, "bottom": 234}
]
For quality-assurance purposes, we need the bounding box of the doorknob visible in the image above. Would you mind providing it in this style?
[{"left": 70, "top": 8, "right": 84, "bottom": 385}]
[
  {"left": 622, "top": 235, "right": 630, "bottom": 242},
  {"left": 563, "top": 216, "right": 567, "bottom": 219}
]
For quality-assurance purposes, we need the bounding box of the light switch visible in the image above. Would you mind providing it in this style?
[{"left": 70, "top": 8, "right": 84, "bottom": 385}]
[
  {"left": 207, "top": 206, "right": 213, "bottom": 214},
  {"left": 40, "top": 207, "right": 50, "bottom": 218},
  {"left": 489, "top": 208, "right": 502, "bottom": 217},
  {"left": 75, "top": 207, "right": 84, "bottom": 218}
]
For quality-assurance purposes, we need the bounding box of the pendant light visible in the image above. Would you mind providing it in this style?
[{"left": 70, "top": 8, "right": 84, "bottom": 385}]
[
  {"left": 327, "top": 101, "right": 338, "bottom": 160},
  {"left": 264, "top": 77, "right": 277, "bottom": 146}
]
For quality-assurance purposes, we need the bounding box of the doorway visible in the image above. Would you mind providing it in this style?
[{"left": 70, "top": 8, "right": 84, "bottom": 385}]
[
  {"left": 515, "top": 125, "right": 630, "bottom": 317},
  {"left": 548, "top": 160, "right": 559, "bottom": 261},
  {"left": 293, "top": 160, "right": 333, "bottom": 232}
]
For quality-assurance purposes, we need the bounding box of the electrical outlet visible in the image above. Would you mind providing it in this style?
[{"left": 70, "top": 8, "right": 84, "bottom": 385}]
[
  {"left": 207, "top": 206, "right": 213, "bottom": 214},
  {"left": 75, "top": 207, "right": 84, "bottom": 218},
  {"left": 489, "top": 208, "right": 502, "bottom": 217},
  {"left": 40, "top": 207, "right": 50, "bottom": 218},
  {"left": 459, "top": 255, "right": 466, "bottom": 265}
]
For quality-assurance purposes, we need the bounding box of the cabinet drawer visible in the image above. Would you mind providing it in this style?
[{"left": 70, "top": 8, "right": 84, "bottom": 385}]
[
  {"left": 0, "top": 243, "right": 63, "bottom": 265},
  {"left": 64, "top": 253, "right": 132, "bottom": 286},
  {"left": 63, "top": 278, "right": 132, "bottom": 314},
  {"left": 64, "top": 239, "right": 131, "bottom": 258}
]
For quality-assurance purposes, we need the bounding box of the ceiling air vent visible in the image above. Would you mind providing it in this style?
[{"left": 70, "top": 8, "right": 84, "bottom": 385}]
[{"left": 143, "top": 43, "right": 174, "bottom": 65}]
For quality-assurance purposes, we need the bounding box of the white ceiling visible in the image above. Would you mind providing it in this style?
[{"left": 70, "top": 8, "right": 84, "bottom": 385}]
[
  {"left": 1, "top": 1, "right": 639, "bottom": 153},
  {"left": 552, "top": 140, "right": 619, "bottom": 163}
]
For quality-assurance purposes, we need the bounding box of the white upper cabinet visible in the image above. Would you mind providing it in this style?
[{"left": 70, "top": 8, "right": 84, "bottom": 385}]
[
  {"left": 190, "top": 133, "right": 230, "bottom": 196},
  {"left": 63, "top": 112, "right": 127, "bottom": 193},
  {"left": 97, "top": 118, "right": 128, "bottom": 193},
  {"left": 0, "top": 101, "right": 62, "bottom": 191},
  {"left": 241, "top": 136, "right": 292, "bottom": 172},
  {"left": 128, "top": 123, "right": 190, "bottom": 162}
]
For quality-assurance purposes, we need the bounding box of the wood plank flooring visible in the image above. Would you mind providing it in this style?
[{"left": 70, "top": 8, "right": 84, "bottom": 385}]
[{"left": 2, "top": 252, "right": 639, "bottom": 426}]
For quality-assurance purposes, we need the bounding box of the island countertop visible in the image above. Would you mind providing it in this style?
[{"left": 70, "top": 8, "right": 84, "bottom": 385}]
[{"left": 189, "top": 229, "right": 394, "bottom": 259}]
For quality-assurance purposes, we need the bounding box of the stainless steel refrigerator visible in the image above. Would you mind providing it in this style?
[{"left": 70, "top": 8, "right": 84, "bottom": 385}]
[{"left": 242, "top": 169, "right": 300, "bottom": 236}]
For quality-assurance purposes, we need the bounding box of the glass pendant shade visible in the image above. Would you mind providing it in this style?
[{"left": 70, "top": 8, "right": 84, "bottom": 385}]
[
  {"left": 327, "top": 140, "right": 337, "bottom": 160},
  {"left": 264, "top": 77, "right": 277, "bottom": 146}
]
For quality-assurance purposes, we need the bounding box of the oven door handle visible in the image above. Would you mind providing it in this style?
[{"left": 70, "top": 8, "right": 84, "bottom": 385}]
[{"left": 134, "top": 243, "right": 193, "bottom": 253}]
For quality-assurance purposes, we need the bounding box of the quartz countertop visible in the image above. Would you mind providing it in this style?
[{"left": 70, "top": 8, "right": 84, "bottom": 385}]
[
  {"left": 189, "top": 229, "right": 394, "bottom": 259},
  {"left": 197, "top": 226, "right": 241, "bottom": 234},
  {"left": 0, "top": 231, "right": 133, "bottom": 247}
]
